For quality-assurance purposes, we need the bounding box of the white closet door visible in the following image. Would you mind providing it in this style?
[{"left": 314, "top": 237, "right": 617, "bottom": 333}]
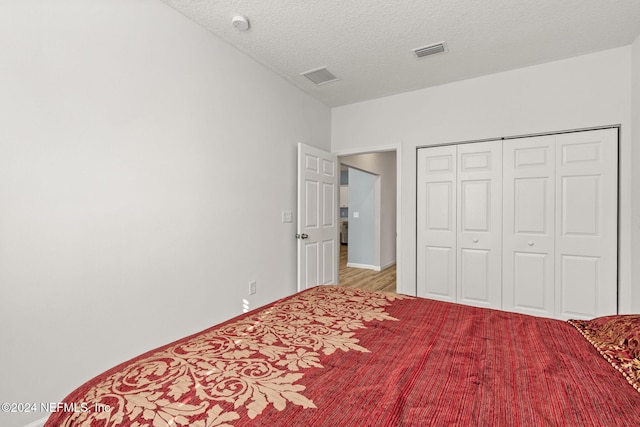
[
  {"left": 457, "top": 140, "right": 502, "bottom": 309},
  {"left": 503, "top": 136, "right": 556, "bottom": 317},
  {"left": 555, "top": 128, "right": 618, "bottom": 320},
  {"left": 417, "top": 145, "right": 457, "bottom": 302}
]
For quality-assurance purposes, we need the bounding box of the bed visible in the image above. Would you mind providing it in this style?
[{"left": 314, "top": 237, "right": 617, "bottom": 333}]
[{"left": 45, "top": 286, "right": 640, "bottom": 426}]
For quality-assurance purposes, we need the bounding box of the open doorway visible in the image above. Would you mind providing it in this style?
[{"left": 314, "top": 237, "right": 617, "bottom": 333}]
[{"left": 338, "top": 151, "right": 397, "bottom": 293}]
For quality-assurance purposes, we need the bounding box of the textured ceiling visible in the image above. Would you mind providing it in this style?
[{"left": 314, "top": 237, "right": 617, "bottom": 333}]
[{"left": 160, "top": 0, "right": 640, "bottom": 107}]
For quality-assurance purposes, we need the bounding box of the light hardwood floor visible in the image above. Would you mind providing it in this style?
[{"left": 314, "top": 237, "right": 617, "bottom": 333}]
[{"left": 339, "top": 244, "right": 396, "bottom": 293}]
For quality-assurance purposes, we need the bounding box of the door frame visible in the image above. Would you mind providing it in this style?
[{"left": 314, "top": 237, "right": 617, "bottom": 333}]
[{"left": 333, "top": 144, "right": 402, "bottom": 289}]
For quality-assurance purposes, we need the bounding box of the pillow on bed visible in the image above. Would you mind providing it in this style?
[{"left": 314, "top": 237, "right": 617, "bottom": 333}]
[{"left": 569, "top": 315, "right": 640, "bottom": 392}]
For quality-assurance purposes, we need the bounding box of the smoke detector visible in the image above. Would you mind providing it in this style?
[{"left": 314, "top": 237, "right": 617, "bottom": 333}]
[{"left": 232, "top": 15, "right": 250, "bottom": 31}]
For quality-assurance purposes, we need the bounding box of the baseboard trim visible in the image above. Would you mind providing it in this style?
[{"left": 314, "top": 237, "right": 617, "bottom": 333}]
[
  {"left": 380, "top": 260, "right": 396, "bottom": 270},
  {"left": 347, "top": 262, "right": 380, "bottom": 271},
  {"left": 346, "top": 260, "right": 396, "bottom": 272}
]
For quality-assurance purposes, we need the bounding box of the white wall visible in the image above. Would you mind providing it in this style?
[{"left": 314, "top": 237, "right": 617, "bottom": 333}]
[
  {"left": 332, "top": 47, "right": 634, "bottom": 306},
  {"left": 340, "top": 152, "right": 397, "bottom": 269},
  {"left": 0, "top": 1, "right": 330, "bottom": 426},
  {"left": 632, "top": 35, "right": 640, "bottom": 312}
]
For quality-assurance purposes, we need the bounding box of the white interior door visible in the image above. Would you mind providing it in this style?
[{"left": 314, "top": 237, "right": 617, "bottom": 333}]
[
  {"left": 417, "top": 145, "right": 457, "bottom": 302},
  {"left": 297, "top": 143, "right": 339, "bottom": 291},
  {"left": 457, "top": 140, "right": 502, "bottom": 309},
  {"left": 555, "top": 128, "right": 618, "bottom": 319},
  {"left": 503, "top": 136, "right": 556, "bottom": 317}
]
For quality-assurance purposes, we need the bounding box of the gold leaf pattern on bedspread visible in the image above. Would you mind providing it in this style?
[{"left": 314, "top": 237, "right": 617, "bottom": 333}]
[
  {"left": 569, "top": 315, "right": 640, "bottom": 393},
  {"left": 57, "top": 286, "right": 411, "bottom": 426}
]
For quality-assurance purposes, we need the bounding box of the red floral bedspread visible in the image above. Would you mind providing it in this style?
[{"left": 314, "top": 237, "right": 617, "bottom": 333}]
[{"left": 45, "top": 286, "right": 639, "bottom": 426}]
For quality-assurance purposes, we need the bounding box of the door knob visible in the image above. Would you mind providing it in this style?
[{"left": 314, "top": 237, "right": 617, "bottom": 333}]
[
  {"left": 296, "top": 233, "right": 309, "bottom": 239},
  {"left": 528, "top": 241, "right": 534, "bottom": 246}
]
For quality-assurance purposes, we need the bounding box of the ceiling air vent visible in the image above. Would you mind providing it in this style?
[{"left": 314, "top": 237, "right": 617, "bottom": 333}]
[
  {"left": 301, "top": 67, "right": 339, "bottom": 86},
  {"left": 412, "top": 41, "right": 448, "bottom": 59}
]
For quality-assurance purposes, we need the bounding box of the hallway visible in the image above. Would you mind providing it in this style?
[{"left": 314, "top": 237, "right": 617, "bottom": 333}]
[{"left": 338, "top": 245, "right": 396, "bottom": 293}]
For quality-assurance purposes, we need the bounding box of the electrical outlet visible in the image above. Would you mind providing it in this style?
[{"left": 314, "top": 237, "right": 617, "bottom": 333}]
[{"left": 249, "top": 280, "right": 257, "bottom": 295}]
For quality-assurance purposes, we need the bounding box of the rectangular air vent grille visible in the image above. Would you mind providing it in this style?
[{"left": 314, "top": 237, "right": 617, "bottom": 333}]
[
  {"left": 301, "top": 67, "right": 339, "bottom": 86},
  {"left": 412, "top": 42, "right": 448, "bottom": 59}
]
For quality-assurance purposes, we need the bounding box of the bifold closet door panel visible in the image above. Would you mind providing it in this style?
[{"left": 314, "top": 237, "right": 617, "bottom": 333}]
[
  {"left": 502, "top": 136, "right": 556, "bottom": 318},
  {"left": 555, "top": 128, "right": 618, "bottom": 320},
  {"left": 457, "top": 140, "right": 502, "bottom": 309},
  {"left": 417, "top": 145, "right": 457, "bottom": 302}
]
